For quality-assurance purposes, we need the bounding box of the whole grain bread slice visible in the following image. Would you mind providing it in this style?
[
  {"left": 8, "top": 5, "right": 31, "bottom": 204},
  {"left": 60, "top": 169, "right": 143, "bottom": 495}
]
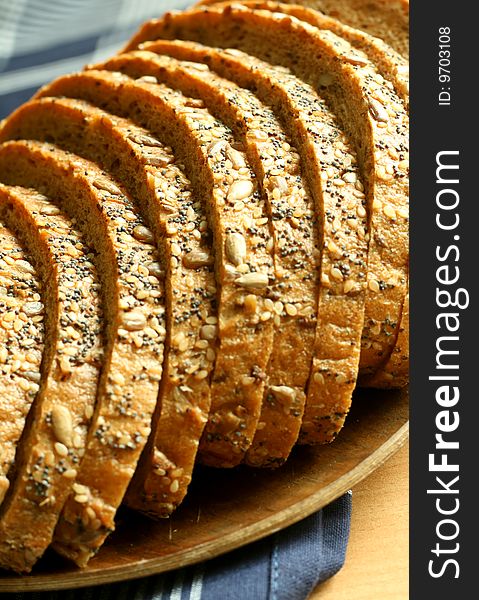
[
  {"left": 361, "top": 288, "right": 409, "bottom": 388},
  {"left": 127, "top": 5, "right": 409, "bottom": 389},
  {"left": 209, "top": 1, "right": 409, "bottom": 105},
  {"left": 135, "top": 40, "right": 368, "bottom": 446},
  {"left": 36, "top": 70, "right": 275, "bottom": 468},
  {"left": 92, "top": 51, "right": 320, "bottom": 466},
  {"left": 2, "top": 96, "right": 215, "bottom": 517},
  {"left": 196, "top": 0, "right": 409, "bottom": 58},
  {"left": 0, "top": 205, "right": 44, "bottom": 508},
  {"left": 0, "top": 176, "right": 102, "bottom": 573},
  {"left": 0, "top": 140, "right": 166, "bottom": 566}
]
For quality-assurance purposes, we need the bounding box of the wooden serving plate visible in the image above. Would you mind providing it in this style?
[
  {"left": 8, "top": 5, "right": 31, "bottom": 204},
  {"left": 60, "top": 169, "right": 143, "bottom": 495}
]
[{"left": 0, "top": 387, "right": 408, "bottom": 592}]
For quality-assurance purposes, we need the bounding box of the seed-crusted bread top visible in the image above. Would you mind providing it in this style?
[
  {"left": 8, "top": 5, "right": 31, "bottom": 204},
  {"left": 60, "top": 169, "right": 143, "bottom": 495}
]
[
  {"left": 283, "top": 0, "right": 410, "bottom": 58},
  {"left": 137, "top": 39, "right": 367, "bottom": 446},
  {"left": 35, "top": 69, "right": 275, "bottom": 468},
  {"left": 0, "top": 170, "right": 102, "bottom": 574},
  {"left": 195, "top": 0, "right": 409, "bottom": 58},
  {"left": 0, "top": 198, "right": 44, "bottom": 507},
  {"left": 0, "top": 139, "right": 166, "bottom": 568},
  {"left": 2, "top": 94, "right": 215, "bottom": 518},
  {"left": 221, "top": 1, "right": 409, "bottom": 105},
  {"left": 94, "top": 50, "right": 320, "bottom": 466},
  {"left": 128, "top": 5, "right": 410, "bottom": 381}
]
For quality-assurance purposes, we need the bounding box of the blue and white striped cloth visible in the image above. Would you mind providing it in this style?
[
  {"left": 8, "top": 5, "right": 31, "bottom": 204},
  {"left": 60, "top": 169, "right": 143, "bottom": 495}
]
[
  {"left": 0, "top": 0, "right": 191, "bottom": 118},
  {"left": 2, "top": 493, "right": 352, "bottom": 600},
  {"left": 0, "top": 2, "right": 353, "bottom": 597}
]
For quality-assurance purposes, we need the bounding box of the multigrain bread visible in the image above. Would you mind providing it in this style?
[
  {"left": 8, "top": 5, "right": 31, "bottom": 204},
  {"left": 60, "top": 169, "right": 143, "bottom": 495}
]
[
  {"left": 0, "top": 202, "right": 44, "bottom": 507},
  {"left": 34, "top": 69, "right": 275, "bottom": 468},
  {"left": 211, "top": 2, "right": 409, "bottom": 105},
  {"left": 0, "top": 177, "right": 102, "bottom": 573},
  {"left": 0, "top": 0, "right": 410, "bottom": 573},
  {"left": 134, "top": 39, "right": 368, "bottom": 445},
  {"left": 196, "top": 0, "right": 409, "bottom": 58},
  {"left": 0, "top": 140, "right": 166, "bottom": 566},
  {"left": 126, "top": 5, "right": 410, "bottom": 382},
  {"left": 0, "top": 96, "right": 216, "bottom": 517},
  {"left": 91, "top": 51, "right": 320, "bottom": 465}
]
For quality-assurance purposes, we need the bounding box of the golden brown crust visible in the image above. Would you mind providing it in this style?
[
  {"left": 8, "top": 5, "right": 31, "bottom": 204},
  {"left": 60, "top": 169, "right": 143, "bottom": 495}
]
[
  {"left": 195, "top": 0, "right": 409, "bottom": 58},
  {"left": 35, "top": 69, "right": 275, "bottom": 468},
  {"left": 215, "top": 2, "right": 409, "bottom": 105},
  {"left": 92, "top": 50, "right": 320, "bottom": 466},
  {"left": 0, "top": 171, "right": 102, "bottom": 573},
  {"left": 1, "top": 94, "right": 215, "bottom": 518},
  {"left": 0, "top": 139, "right": 165, "bottom": 567},
  {"left": 0, "top": 195, "right": 44, "bottom": 506}
]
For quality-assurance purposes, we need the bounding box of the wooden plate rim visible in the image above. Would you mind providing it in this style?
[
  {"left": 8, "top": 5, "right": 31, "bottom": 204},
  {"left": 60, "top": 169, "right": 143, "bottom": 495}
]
[{"left": 0, "top": 421, "right": 409, "bottom": 592}]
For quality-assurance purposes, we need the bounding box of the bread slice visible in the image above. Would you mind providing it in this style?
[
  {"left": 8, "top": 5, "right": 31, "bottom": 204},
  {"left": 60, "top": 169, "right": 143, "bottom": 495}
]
[
  {"left": 127, "top": 5, "right": 409, "bottom": 395},
  {"left": 0, "top": 140, "right": 166, "bottom": 566},
  {"left": 196, "top": 0, "right": 409, "bottom": 58},
  {"left": 361, "top": 289, "right": 409, "bottom": 388},
  {"left": 2, "top": 96, "right": 216, "bottom": 517},
  {"left": 0, "top": 178, "right": 102, "bottom": 573},
  {"left": 133, "top": 40, "right": 368, "bottom": 447},
  {"left": 91, "top": 51, "right": 320, "bottom": 466},
  {"left": 35, "top": 70, "right": 275, "bottom": 467},
  {"left": 0, "top": 202, "right": 44, "bottom": 508},
  {"left": 212, "top": 1, "right": 409, "bottom": 105}
]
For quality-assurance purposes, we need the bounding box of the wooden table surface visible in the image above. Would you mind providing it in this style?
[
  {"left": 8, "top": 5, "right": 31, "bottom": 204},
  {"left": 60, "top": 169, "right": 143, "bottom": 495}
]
[{"left": 311, "top": 441, "right": 409, "bottom": 599}]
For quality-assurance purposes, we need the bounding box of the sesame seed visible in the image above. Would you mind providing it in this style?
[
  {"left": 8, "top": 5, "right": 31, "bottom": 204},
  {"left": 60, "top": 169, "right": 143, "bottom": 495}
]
[
  {"left": 330, "top": 268, "right": 343, "bottom": 281},
  {"left": 194, "top": 370, "right": 208, "bottom": 380},
  {"left": 357, "top": 206, "right": 367, "bottom": 219},
  {"left": 383, "top": 205, "right": 397, "bottom": 220},
  {"left": 343, "top": 280, "right": 356, "bottom": 294},
  {"left": 227, "top": 180, "right": 254, "bottom": 202},
  {"left": 63, "top": 469, "right": 78, "bottom": 479},
  {"left": 74, "top": 494, "right": 89, "bottom": 504},
  {"left": 54, "top": 442, "right": 68, "bottom": 457},
  {"left": 285, "top": 303, "right": 298, "bottom": 316}
]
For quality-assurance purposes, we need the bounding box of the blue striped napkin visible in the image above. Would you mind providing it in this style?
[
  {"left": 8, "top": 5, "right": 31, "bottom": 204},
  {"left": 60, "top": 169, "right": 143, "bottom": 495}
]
[
  {"left": 2, "top": 493, "right": 351, "bottom": 600},
  {"left": 0, "top": 0, "right": 192, "bottom": 118},
  {"left": 0, "top": 2, "right": 353, "bottom": 597}
]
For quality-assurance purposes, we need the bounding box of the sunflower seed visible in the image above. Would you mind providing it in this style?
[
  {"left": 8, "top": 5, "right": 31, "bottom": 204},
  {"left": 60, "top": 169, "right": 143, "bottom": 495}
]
[
  {"left": 225, "top": 232, "right": 247, "bottom": 266},
  {"left": 52, "top": 405, "right": 74, "bottom": 447},
  {"left": 235, "top": 272, "right": 269, "bottom": 289}
]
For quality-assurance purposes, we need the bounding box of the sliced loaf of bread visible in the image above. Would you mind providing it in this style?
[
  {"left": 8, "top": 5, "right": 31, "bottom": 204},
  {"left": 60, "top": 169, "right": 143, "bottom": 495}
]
[
  {"left": 35, "top": 70, "right": 275, "bottom": 468},
  {"left": 1, "top": 95, "right": 215, "bottom": 517},
  {"left": 136, "top": 39, "right": 368, "bottom": 445},
  {"left": 126, "top": 6, "right": 409, "bottom": 379},
  {"left": 93, "top": 50, "right": 320, "bottom": 465}
]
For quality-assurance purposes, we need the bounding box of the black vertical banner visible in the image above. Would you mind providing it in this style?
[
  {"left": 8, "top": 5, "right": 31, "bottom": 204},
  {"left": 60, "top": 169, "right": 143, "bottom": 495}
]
[{"left": 410, "top": 0, "right": 477, "bottom": 596}]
